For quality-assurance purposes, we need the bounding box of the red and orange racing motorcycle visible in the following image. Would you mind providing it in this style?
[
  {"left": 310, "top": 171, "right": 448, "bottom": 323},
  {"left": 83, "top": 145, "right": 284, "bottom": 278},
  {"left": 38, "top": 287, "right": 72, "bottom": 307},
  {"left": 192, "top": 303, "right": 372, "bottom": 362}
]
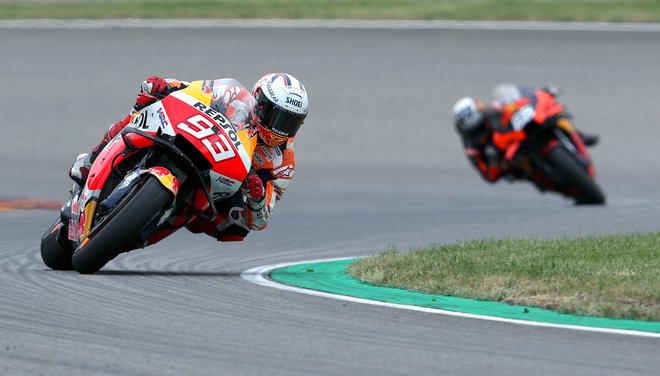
[
  {"left": 41, "top": 80, "right": 257, "bottom": 273},
  {"left": 492, "top": 89, "right": 605, "bottom": 205}
]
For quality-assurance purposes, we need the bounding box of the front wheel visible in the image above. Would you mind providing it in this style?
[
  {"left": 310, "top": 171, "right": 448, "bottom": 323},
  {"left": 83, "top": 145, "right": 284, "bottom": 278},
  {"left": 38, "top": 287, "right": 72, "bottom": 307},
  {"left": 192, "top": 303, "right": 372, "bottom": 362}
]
[
  {"left": 71, "top": 176, "right": 173, "bottom": 274},
  {"left": 41, "top": 220, "right": 74, "bottom": 270},
  {"left": 546, "top": 146, "right": 605, "bottom": 205}
]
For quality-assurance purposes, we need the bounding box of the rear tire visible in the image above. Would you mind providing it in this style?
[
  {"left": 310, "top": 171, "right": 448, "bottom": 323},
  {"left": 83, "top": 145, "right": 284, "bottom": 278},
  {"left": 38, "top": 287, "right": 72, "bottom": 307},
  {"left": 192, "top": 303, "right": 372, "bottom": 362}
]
[
  {"left": 546, "top": 146, "right": 605, "bottom": 205},
  {"left": 40, "top": 221, "right": 74, "bottom": 270},
  {"left": 71, "top": 176, "right": 172, "bottom": 274}
]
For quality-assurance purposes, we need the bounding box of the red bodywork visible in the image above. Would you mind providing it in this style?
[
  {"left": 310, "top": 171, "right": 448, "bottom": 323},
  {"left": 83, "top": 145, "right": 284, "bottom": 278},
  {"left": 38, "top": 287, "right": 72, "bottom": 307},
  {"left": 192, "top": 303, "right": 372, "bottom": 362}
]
[
  {"left": 493, "top": 90, "right": 596, "bottom": 194},
  {"left": 73, "top": 89, "right": 253, "bottom": 246}
]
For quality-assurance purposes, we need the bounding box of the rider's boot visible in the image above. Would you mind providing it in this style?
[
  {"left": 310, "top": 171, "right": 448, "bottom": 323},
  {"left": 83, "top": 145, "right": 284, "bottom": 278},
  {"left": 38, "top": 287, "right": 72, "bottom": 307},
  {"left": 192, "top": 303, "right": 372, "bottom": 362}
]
[
  {"left": 68, "top": 152, "right": 93, "bottom": 187},
  {"left": 578, "top": 131, "right": 599, "bottom": 147}
]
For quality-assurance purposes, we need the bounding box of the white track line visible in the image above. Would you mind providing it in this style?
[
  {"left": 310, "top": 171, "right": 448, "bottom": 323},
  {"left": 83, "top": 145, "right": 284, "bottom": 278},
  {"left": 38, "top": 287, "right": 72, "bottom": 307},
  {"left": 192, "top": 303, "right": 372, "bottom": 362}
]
[
  {"left": 241, "top": 258, "right": 660, "bottom": 339},
  {"left": 2, "top": 19, "right": 660, "bottom": 32}
]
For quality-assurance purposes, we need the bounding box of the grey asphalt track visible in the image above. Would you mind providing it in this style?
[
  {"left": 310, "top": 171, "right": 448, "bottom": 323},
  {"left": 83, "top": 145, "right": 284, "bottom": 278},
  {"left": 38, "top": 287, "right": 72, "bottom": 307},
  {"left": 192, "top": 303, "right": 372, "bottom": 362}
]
[{"left": 1, "top": 22, "right": 659, "bottom": 375}]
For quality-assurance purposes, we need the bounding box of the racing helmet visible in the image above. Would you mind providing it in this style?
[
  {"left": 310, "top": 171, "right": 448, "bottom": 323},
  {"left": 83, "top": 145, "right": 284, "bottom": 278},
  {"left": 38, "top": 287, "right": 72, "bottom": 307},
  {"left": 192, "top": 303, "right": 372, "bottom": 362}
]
[
  {"left": 251, "top": 73, "right": 308, "bottom": 147},
  {"left": 452, "top": 97, "right": 487, "bottom": 140}
]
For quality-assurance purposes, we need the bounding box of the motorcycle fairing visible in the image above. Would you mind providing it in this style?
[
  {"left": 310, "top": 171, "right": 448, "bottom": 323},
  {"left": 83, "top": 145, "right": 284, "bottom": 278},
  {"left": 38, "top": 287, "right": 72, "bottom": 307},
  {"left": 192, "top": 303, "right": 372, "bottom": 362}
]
[{"left": 70, "top": 80, "right": 257, "bottom": 246}]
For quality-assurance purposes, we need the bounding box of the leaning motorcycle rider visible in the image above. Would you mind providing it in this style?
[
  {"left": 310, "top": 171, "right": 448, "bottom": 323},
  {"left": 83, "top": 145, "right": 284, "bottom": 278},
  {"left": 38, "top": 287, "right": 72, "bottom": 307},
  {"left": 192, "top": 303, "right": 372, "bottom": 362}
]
[
  {"left": 69, "top": 73, "right": 308, "bottom": 242},
  {"left": 452, "top": 96, "right": 506, "bottom": 183},
  {"left": 452, "top": 85, "right": 598, "bottom": 184}
]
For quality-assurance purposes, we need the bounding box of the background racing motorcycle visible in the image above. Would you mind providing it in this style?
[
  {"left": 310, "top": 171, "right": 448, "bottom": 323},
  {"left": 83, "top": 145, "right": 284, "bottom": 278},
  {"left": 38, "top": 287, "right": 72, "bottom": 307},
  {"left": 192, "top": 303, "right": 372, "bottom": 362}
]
[
  {"left": 491, "top": 86, "right": 605, "bottom": 205},
  {"left": 41, "top": 80, "right": 257, "bottom": 274}
]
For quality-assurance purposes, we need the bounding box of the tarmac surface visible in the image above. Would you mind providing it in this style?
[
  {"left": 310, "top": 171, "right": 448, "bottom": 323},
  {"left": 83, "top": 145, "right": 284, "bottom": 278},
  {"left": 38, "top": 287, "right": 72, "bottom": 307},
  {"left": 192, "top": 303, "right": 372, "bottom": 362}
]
[{"left": 1, "top": 22, "right": 659, "bottom": 375}]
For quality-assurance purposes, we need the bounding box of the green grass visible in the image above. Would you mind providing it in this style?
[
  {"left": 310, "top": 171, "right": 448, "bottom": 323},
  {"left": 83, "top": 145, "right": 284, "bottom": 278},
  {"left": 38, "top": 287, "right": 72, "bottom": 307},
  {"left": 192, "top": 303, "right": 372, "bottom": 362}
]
[
  {"left": 1, "top": 0, "right": 660, "bottom": 22},
  {"left": 348, "top": 233, "right": 660, "bottom": 321}
]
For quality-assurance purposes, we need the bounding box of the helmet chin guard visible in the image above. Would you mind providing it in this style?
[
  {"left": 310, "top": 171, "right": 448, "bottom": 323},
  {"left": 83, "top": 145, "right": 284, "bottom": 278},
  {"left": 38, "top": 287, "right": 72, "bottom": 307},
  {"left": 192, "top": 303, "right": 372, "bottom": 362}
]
[{"left": 257, "top": 123, "right": 288, "bottom": 147}]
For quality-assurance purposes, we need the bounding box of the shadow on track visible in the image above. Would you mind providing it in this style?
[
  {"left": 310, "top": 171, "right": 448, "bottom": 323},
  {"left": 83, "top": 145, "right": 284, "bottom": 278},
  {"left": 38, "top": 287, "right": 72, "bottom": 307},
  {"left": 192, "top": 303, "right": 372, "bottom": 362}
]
[
  {"left": 96, "top": 270, "right": 241, "bottom": 277},
  {"left": 38, "top": 269, "right": 244, "bottom": 277}
]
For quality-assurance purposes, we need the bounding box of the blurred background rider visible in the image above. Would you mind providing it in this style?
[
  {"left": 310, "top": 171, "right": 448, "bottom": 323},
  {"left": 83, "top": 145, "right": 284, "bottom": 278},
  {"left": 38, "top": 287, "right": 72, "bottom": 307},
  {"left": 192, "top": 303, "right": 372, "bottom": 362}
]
[{"left": 452, "top": 84, "right": 598, "bottom": 184}]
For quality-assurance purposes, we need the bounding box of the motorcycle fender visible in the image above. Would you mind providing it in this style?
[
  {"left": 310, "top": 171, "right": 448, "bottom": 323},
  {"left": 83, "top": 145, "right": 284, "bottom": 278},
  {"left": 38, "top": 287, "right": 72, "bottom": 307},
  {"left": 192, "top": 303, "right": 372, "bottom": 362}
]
[{"left": 145, "top": 167, "right": 180, "bottom": 197}]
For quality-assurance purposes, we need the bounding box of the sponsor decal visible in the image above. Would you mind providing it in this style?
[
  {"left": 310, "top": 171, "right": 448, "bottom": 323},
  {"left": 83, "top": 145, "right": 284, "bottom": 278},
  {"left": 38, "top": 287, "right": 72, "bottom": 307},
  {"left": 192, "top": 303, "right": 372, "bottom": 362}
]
[
  {"left": 147, "top": 167, "right": 179, "bottom": 195},
  {"left": 117, "top": 171, "right": 140, "bottom": 190},
  {"left": 157, "top": 207, "right": 173, "bottom": 226},
  {"left": 202, "top": 80, "right": 214, "bottom": 94},
  {"left": 259, "top": 146, "right": 274, "bottom": 161},
  {"left": 77, "top": 210, "right": 86, "bottom": 240},
  {"left": 70, "top": 194, "right": 80, "bottom": 215},
  {"left": 286, "top": 97, "right": 303, "bottom": 108},
  {"left": 271, "top": 128, "right": 288, "bottom": 137},
  {"left": 272, "top": 164, "right": 294, "bottom": 179},
  {"left": 266, "top": 82, "right": 278, "bottom": 102},
  {"left": 221, "top": 85, "right": 240, "bottom": 105},
  {"left": 215, "top": 175, "right": 236, "bottom": 187},
  {"left": 253, "top": 153, "right": 265, "bottom": 166},
  {"left": 147, "top": 167, "right": 170, "bottom": 178},
  {"left": 68, "top": 219, "right": 76, "bottom": 240},
  {"left": 132, "top": 112, "right": 148, "bottom": 129},
  {"left": 157, "top": 108, "right": 170, "bottom": 129}
]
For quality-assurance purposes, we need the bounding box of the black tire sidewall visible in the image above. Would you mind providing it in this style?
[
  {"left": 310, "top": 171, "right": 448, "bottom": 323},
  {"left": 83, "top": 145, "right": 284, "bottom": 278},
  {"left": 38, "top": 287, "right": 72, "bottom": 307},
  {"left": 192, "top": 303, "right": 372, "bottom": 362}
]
[{"left": 546, "top": 146, "right": 605, "bottom": 205}]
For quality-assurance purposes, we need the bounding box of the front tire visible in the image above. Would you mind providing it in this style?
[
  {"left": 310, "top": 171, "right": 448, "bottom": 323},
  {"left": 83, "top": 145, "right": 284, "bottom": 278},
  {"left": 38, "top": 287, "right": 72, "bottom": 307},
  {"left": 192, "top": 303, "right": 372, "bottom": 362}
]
[
  {"left": 40, "top": 221, "right": 74, "bottom": 270},
  {"left": 71, "top": 176, "right": 172, "bottom": 274},
  {"left": 546, "top": 146, "right": 605, "bottom": 205}
]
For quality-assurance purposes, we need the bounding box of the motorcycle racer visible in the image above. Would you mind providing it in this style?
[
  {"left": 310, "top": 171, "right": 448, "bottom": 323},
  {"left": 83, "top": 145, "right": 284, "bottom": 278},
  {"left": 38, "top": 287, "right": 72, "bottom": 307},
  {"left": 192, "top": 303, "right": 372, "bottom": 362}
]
[
  {"left": 452, "top": 85, "right": 598, "bottom": 184},
  {"left": 452, "top": 96, "right": 506, "bottom": 183},
  {"left": 69, "top": 73, "right": 308, "bottom": 242}
]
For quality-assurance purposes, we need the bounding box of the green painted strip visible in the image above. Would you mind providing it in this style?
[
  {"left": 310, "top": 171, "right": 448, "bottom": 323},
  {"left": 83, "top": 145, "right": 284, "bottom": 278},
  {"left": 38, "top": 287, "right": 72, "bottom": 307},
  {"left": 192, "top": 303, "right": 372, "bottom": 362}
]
[{"left": 270, "top": 259, "right": 660, "bottom": 333}]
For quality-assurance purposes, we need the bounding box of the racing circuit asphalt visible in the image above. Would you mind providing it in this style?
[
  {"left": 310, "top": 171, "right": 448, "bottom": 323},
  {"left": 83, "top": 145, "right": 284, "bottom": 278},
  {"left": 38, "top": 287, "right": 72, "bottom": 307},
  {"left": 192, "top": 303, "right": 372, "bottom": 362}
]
[{"left": 1, "top": 21, "right": 659, "bottom": 375}]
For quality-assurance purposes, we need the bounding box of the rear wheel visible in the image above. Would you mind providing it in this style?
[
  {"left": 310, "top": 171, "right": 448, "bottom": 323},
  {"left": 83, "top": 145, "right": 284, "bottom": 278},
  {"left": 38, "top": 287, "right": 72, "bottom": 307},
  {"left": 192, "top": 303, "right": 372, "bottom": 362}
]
[
  {"left": 546, "top": 146, "right": 605, "bottom": 205},
  {"left": 71, "top": 176, "right": 172, "bottom": 274},
  {"left": 40, "top": 221, "right": 74, "bottom": 270}
]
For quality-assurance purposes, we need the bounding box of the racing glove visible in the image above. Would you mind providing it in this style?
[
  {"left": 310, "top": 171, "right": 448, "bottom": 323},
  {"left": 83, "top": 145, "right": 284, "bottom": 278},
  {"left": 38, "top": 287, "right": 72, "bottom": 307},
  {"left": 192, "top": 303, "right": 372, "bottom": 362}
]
[
  {"left": 245, "top": 173, "right": 266, "bottom": 211},
  {"left": 134, "top": 76, "right": 171, "bottom": 111}
]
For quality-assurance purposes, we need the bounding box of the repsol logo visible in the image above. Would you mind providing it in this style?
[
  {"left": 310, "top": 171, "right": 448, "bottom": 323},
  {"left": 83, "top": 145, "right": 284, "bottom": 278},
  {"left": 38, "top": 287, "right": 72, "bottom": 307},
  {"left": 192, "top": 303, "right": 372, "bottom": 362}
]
[
  {"left": 193, "top": 102, "right": 242, "bottom": 148},
  {"left": 286, "top": 97, "right": 303, "bottom": 108},
  {"left": 193, "top": 102, "right": 229, "bottom": 127}
]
